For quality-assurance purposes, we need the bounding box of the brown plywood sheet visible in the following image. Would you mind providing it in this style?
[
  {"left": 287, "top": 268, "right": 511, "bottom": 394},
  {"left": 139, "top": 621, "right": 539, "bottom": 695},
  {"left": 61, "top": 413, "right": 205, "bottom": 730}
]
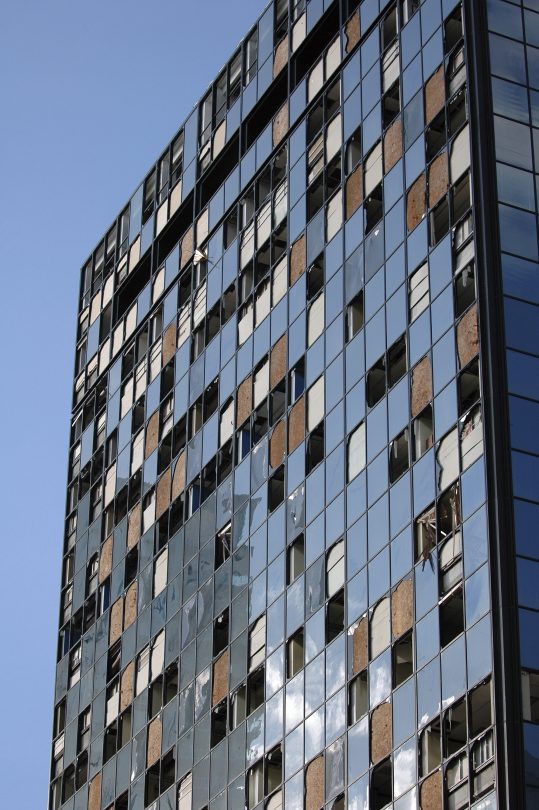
[
  {"left": 411, "top": 356, "right": 433, "bottom": 418},
  {"left": 371, "top": 702, "right": 392, "bottom": 764},
  {"left": 345, "top": 164, "right": 363, "bottom": 220},
  {"left": 457, "top": 304, "right": 479, "bottom": 369},
  {"left": 392, "top": 578, "right": 413, "bottom": 639},
  {"left": 288, "top": 396, "right": 305, "bottom": 454},
  {"left": 384, "top": 117, "right": 402, "bottom": 174},
  {"left": 428, "top": 150, "right": 449, "bottom": 208},
  {"left": 425, "top": 65, "right": 445, "bottom": 125},
  {"left": 407, "top": 173, "right": 426, "bottom": 231}
]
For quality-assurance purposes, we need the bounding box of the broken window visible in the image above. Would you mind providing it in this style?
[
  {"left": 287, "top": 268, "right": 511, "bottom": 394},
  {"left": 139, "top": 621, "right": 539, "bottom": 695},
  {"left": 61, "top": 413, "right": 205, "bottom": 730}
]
[
  {"left": 409, "top": 262, "right": 429, "bottom": 323},
  {"left": 269, "top": 465, "right": 285, "bottom": 511},
  {"left": 178, "top": 772, "right": 192, "bottom": 810},
  {"left": 436, "top": 428, "right": 459, "bottom": 492},
  {"left": 230, "top": 685, "right": 246, "bottom": 730},
  {"left": 326, "top": 589, "right": 345, "bottom": 642},
  {"left": 249, "top": 615, "right": 266, "bottom": 670},
  {"left": 211, "top": 700, "right": 227, "bottom": 748},
  {"left": 367, "top": 357, "right": 386, "bottom": 407},
  {"left": 327, "top": 189, "right": 343, "bottom": 241},
  {"left": 287, "top": 629, "right": 304, "bottom": 678},
  {"left": 414, "top": 406, "right": 434, "bottom": 460},
  {"left": 420, "top": 720, "right": 441, "bottom": 777},
  {"left": 393, "top": 631, "right": 413, "bottom": 686},
  {"left": 415, "top": 504, "right": 436, "bottom": 563},
  {"left": 346, "top": 292, "right": 364, "bottom": 341},
  {"left": 440, "top": 585, "right": 464, "bottom": 647},
  {"left": 371, "top": 598, "right": 391, "bottom": 659},
  {"left": 346, "top": 126, "right": 362, "bottom": 174},
  {"left": 327, "top": 540, "right": 345, "bottom": 597},
  {"left": 522, "top": 670, "right": 539, "bottom": 723},
  {"left": 248, "top": 760, "right": 264, "bottom": 809},
  {"left": 289, "top": 359, "right": 305, "bottom": 405},
  {"left": 287, "top": 536, "right": 305, "bottom": 584},
  {"left": 371, "top": 758, "right": 392, "bottom": 810},
  {"left": 215, "top": 522, "right": 231, "bottom": 568},
  {"left": 349, "top": 671, "right": 368, "bottom": 724},
  {"left": 153, "top": 548, "right": 168, "bottom": 597},
  {"left": 248, "top": 666, "right": 265, "bottom": 714},
  {"left": 389, "top": 429, "right": 409, "bottom": 483},
  {"left": 347, "top": 422, "right": 366, "bottom": 482},
  {"left": 455, "top": 262, "right": 475, "bottom": 317},
  {"left": 307, "top": 376, "right": 324, "bottom": 432},
  {"left": 458, "top": 359, "right": 480, "bottom": 415},
  {"left": 460, "top": 405, "right": 483, "bottom": 471},
  {"left": 213, "top": 609, "right": 229, "bottom": 657}
]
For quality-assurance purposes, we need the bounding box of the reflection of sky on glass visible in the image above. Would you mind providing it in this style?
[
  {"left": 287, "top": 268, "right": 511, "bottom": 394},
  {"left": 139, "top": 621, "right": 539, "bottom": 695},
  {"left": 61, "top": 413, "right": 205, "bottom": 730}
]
[
  {"left": 326, "top": 689, "right": 346, "bottom": 744},
  {"left": 370, "top": 649, "right": 392, "bottom": 709},
  {"left": 266, "top": 648, "right": 284, "bottom": 697},
  {"left": 286, "top": 671, "right": 304, "bottom": 732},
  {"left": 305, "top": 705, "right": 325, "bottom": 761},
  {"left": 247, "top": 707, "right": 264, "bottom": 765},
  {"left": 394, "top": 743, "right": 416, "bottom": 797}
]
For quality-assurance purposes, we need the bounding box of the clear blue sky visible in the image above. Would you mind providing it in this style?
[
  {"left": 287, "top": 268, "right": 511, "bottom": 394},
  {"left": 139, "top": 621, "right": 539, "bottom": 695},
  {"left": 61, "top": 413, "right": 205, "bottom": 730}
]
[{"left": 0, "top": 1, "right": 267, "bottom": 805}]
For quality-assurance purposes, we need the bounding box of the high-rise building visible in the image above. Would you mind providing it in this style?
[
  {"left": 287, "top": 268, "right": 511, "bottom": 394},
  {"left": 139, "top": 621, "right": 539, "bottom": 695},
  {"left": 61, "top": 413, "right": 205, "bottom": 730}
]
[{"left": 49, "top": 1, "right": 539, "bottom": 808}]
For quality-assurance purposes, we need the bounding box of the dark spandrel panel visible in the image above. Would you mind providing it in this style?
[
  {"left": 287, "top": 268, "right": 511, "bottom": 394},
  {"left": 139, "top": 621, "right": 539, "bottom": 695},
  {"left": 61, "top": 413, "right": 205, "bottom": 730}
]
[
  {"left": 518, "top": 557, "right": 539, "bottom": 610},
  {"left": 520, "top": 608, "right": 539, "bottom": 670},
  {"left": 487, "top": 0, "right": 524, "bottom": 40},
  {"left": 489, "top": 33, "right": 527, "bottom": 83},
  {"left": 514, "top": 498, "right": 539, "bottom": 559},
  {"left": 492, "top": 76, "right": 530, "bottom": 124},
  {"left": 505, "top": 297, "right": 539, "bottom": 355},
  {"left": 510, "top": 395, "right": 539, "bottom": 455},
  {"left": 507, "top": 349, "right": 539, "bottom": 400}
]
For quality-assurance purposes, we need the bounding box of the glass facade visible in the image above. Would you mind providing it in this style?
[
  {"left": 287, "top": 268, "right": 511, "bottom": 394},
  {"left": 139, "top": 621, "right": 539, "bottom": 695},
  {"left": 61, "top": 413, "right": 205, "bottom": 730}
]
[{"left": 49, "top": 1, "right": 538, "bottom": 809}]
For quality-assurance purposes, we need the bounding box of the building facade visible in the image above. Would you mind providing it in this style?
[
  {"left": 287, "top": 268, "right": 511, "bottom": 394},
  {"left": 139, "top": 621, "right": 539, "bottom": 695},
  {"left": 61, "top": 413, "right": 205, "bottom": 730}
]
[{"left": 49, "top": 1, "right": 539, "bottom": 809}]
